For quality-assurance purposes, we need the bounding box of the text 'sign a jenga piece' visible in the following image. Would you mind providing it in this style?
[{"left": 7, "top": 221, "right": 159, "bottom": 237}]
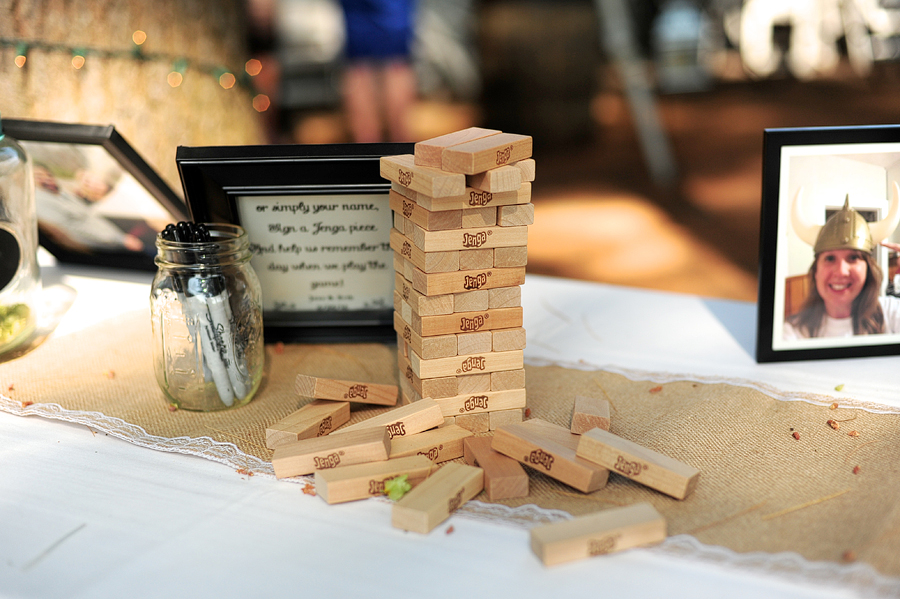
[
  {"left": 530, "top": 503, "right": 666, "bottom": 566},
  {"left": 333, "top": 398, "right": 445, "bottom": 440},
  {"left": 441, "top": 133, "right": 533, "bottom": 175},
  {"left": 265, "top": 400, "right": 350, "bottom": 449},
  {"left": 414, "top": 127, "right": 501, "bottom": 168},
  {"left": 314, "top": 455, "right": 434, "bottom": 504},
  {"left": 271, "top": 427, "right": 390, "bottom": 479},
  {"left": 294, "top": 374, "right": 398, "bottom": 406},
  {"left": 576, "top": 428, "right": 701, "bottom": 500},
  {"left": 381, "top": 154, "right": 466, "bottom": 198},
  {"left": 570, "top": 395, "right": 610, "bottom": 435},
  {"left": 392, "top": 462, "right": 484, "bottom": 534},
  {"left": 463, "top": 436, "right": 528, "bottom": 501}
]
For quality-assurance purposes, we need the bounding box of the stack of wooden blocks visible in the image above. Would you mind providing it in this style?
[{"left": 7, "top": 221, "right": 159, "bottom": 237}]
[{"left": 380, "top": 127, "right": 535, "bottom": 434}]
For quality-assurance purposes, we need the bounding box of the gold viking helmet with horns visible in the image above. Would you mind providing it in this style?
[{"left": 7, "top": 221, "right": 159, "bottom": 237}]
[{"left": 791, "top": 181, "right": 900, "bottom": 254}]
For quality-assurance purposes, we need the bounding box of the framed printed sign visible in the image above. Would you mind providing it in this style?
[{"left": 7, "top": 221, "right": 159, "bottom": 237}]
[{"left": 176, "top": 142, "right": 412, "bottom": 343}]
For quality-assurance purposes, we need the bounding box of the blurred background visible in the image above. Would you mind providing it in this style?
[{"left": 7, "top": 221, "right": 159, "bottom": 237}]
[{"left": 4, "top": 0, "right": 900, "bottom": 302}]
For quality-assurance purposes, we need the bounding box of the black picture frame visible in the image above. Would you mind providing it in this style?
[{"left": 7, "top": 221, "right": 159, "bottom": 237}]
[
  {"left": 2, "top": 118, "right": 188, "bottom": 271},
  {"left": 176, "top": 142, "right": 413, "bottom": 343},
  {"left": 756, "top": 125, "right": 900, "bottom": 362}
]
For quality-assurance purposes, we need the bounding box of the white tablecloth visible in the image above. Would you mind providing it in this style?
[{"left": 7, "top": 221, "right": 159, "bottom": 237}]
[{"left": 1, "top": 257, "right": 897, "bottom": 599}]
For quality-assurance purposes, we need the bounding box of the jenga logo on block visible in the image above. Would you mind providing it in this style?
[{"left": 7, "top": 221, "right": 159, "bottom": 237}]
[
  {"left": 314, "top": 452, "right": 341, "bottom": 469},
  {"left": 448, "top": 488, "right": 465, "bottom": 513},
  {"left": 345, "top": 384, "right": 368, "bottom": 400},
  {"left": 588, "top": 534, "right": 621, "bottom": 556},
  {"left": 459, "top": 356, "right": 485, "bottom": 373},
  {"left": 318, "top": 416, "right": 333, "bottom": 436},
  {"left": 468, "top": 190, "right": 493, "bottom": 206},
  {"left": 398, "top": 168, "right": 413, "bottom": 187},
  {"left": 462, "top": 231, "right": 489, "bottom": 248},
  {"left": 405, "top": 366, "right": 414, "bottom": 382},
  {"left": 614, "top": 455, "right": 648, "bottom": 477},
  {"left": 464, "top": 272, "right": 489, "bottom": 290},
  {"left": 462, "top": 395, "right": 489, "bottom": 412},
  {"left": 401, "top": 283, "right": 410, "bottom": 300},
  {"left": 402, "top": 200, "right": 415, "bottom": 218},
  {"left": 527, "top": 449, "right": 554, "bottom": 471},
  {"left": 496, "top": 146, "right": 512, "bottom": 165},
  {"left": 386, "top": 422, "right": 407, "bottom": 439},
  {"left": 459, "top": 314, "right": 486, "bottom": 332},
  {"left": 403, "top": 325, "right": 411, "bottom": 342},
  {"left": 418, "top": 446, "right": 440, "bottom": 461},
  {"left": 368, "top": 479, "right": 386, "bottom": 496},
  {"left": 401, "top": 241, "right": 412, "bottom": 258}
]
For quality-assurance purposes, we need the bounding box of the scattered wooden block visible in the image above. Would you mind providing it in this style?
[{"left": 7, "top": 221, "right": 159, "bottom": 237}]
[
  {"left": 433, "top": 388, "right": 526, "bottom": 417},
  {"left": 489, "top": 286, "right": 521, "bottom": 309},
  {"left": 441, "top": 133, "right": 533, "bottom": 175},
  {"left": 492, "top": 327, "right": 526, "bottom": 352},
  {"left": 271, "top": 427, "right": 390, "bottom": 479},
  {"left": 334, "top": 398, "right": 445, "bottom": 440},
  {"left": 491, "top": 368, "right": 525, "bottom": 391},
  {"left": 409, "top": 348, "right": 524, "bottom": 380},
  {"left": 513, "top": 158, "right": 536, "bottom": 182},
  {"left": 392, "top": 462, "right": 484, "bottom": 534},
  {"left": 314, "top": 455, "right": 433, "bottom": 505},
  {"left": 489, "top": 408, "right": 524, "bottom": 430},
  {"left": 265, "top": 400, "right": 350, "bottom": 449},
  {"left": 415, "top": 183, "right": 531, "bottom": 212},
  {"left": 456, "top": 372, "right": 492, "bottom": 394},
  {"left": 395, "top": 273, "right": 454, "bottom": 316},
  {"left": 389, "top": 190, "right": 462, "bottom": 231},
  {"left": 521, "top": 418, "right": 583, "bottom": 447},
  {"left": 570, "top": 395, "right": 610, "bottom": 435},
  {"left": 394, "top": 312, "right": 457, "bottom": 360},
  {"left": 455, "top": 412, "right": 490, "bottom": 433},
  {"left": 390, "top": 424, "right": 473, "bottom": 463},
  {"left": 460, "top": 206, "right": 498, "bottom": 229},
  {"left": 409, "top": 264, "right": 527, "bottom": 296},
  {"left": 414, "top": 127, "right": 501, "bottom": 168},
  {"left": 453, "top": 289, "right": 489, "bottom": 312},
  {"left": 467, "top": 164, "right": 523, "bottom": 193},
  {"left": 463, "top": 436, "right": 528, "bottom": 500},
  {"left": 412, "top": 306, "right": 524, "bottom": 337},
  {"left": 459, "top": 249, "right": 494, "bottom": 271},
  {"left": 295, "top": 374, "right": 398, "bottom": 406},
  {"left": 498, "top": 203, "right": 535, "bottom": 227},
  {"left": 530, "top": 503, "right": 666, "bottom": 566},
  {"left": 412, "top": 224, "right": 527, "bottom": 253},
  {"left": 380, "top": 154, "right": 465, "bottom": 198},
  {"left": 576, "top": 428, "right": 701, "bottom": 500},
  {"left": 491, "top": 420, "right": 608, "bottom": 493}
]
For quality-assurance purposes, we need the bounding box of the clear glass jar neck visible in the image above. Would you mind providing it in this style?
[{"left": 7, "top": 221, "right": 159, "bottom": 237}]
[{"left": 155, "top": 223, "right": 251, "bottom": 270}]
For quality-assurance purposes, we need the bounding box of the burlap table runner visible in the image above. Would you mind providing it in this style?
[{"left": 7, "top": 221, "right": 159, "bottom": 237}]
[{"left": 2, "top": 308, "right": 899, "bottom": 579}]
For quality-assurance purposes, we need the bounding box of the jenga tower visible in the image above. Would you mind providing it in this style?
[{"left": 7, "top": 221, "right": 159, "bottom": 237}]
[{"left": 380, "top": 127, "right": 535, "bottom": 434}]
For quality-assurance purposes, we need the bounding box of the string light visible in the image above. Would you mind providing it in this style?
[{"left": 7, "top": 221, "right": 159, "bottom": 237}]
[
  {"left": 168, "top": 58, "right": 187, "bottom": 87},
  {"left": 71, "top": 49, "right": 85, "bottom": 69},
  {"left": 132, "top": 30, "right": 147, "bottom": 45},
  {"left": 252, "top": 94, "right": 270, "bottom": 112},
  {"left": 245, "top": 58, "right": 262, "bottom": 77},
  {"left": 14, "top": 42, "right": 27, "bottom": 68},
  {"left": 218, "top": 71, "right": 236, "bottom": 89}
]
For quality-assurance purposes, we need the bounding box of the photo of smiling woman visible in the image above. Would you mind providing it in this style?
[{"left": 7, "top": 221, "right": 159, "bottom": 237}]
[{"left": 784, "top": 184, "right": 900, "bottom": 339}]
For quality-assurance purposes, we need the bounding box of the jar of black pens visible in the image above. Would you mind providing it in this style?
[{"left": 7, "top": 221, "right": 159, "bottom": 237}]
[{"left": 150, "top": 222, "right": 264, "bottom": 411}]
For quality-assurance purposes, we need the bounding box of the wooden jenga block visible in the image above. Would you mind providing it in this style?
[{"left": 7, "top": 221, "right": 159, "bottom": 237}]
[
  {"left": 415, "top": 183, "right": 531, "bottom": 212},
  {"left": 265, "top": 400, "right": 350, "bottom": 449},
  {"left": 489, "top": 286, "right": 521, "bottom": 309},
  {"left": 398, "top": 351, "right": 459, "bottom": 398},
  {"left": 458, "top": 331, "right": 493, "bottom": 355},
  {"left": 459, "top": 249, "right": 494, "bottom": 271},
  {"left": 530, "top": 503, "right": 666, "bottom": 566},
  {"left": 295, "top": 374, "right": 398, "bottom": 406},
  {"left": 392, "top": 462, "right": 484, "bottom": 533},
  {"left": 409, "top": 349, "right": 524, "bottom": 380},
  {"left": 491, "top": 368, "right": 525, "bottom": 391},
  {"left": 410, "top": 265, "right": 527, "bottom": 296},
  {"left": 493, "top": 246, "right": 528, "bottom": 268},
  {"left": 441, "top": 416, "right": 456, "bottom": 427},
  {"left": 491, "top": 421, "right": 608, "bottom": 493},
  {"left": 411, "top": 306, "right": 524, "bottom": 337},
  {"left": 391, "top": 181, "right": 416, "bottom": 201},
  {"left": 389, "top": 190, "right": 462, "bottom": 231},
  {"left": 335, "top": 398, "right": 445, "bottom": 440},
  {"left": 455, "top": 412, "right": 490, "bottom": 433},
  {"left": 394, "top": 312, "right": 457, "bottom": 359},
  {"left": 393, "top": 251, "right": 416, "bottom": 282},
  {"left": 453, "top": 289, "right": 489, "bottom": 312},
  {"left": 492, "top": 327, "right": 526, "bottom": 352},
  {"left": 513, "top": 158, "right": 536, "bottom": 182},
  {"left": 314, "top": 455, "right": 434, "bottom": 505},
  {"left": 393, "top": 211, "right": 410, "bottom": 235},
  {"left": 461, "top": 206, "right": 498, "bottom": 229},
  {"left": 490, "top": 408, "right": 524, "bottom": 430},
  {"left": 433, "top": 388, "right": 527, "bottom": 417},
  {"left": 390, "top": 424, "right": 473, "bottom": 463},
  {"left": 467, "top": 164, "right": 523, "bottom": 193},
  {"left": 463, "top": 436, "right": 529, "bottom": 500},
  {"left": 457, "top": 372, "right": 492, "bottom": 394},
  {"left": 412, "top": 224, "right": 526, "bottom": 253},
  {"left": 575, "top": 428, "right": 701, "bottom": 500},
  {"left": 391, "top": 230, "right": 459, "bottom": 273},
  {"left": 521, "top": 418, "right": 583, "bottom": 447},
  {"left": 414, "top": 127, "right": 501, "bottom": 168},
  {"left": 395, "top": 273, "right": 454, "bottom": 316},
  {"left": 381, "top": 154, "right": 465, "bottom": 198},
  {"left": 498, "top": 203, "right": 535, "bottom": 227},
  {"left": 441, "top": 133, "right": 533, "bottom": 175},
  {"left": 271, "top": 427, "right": 391, "bottom": 479},
  {"left": 570, "top": 396, "right": 610, "bottom": 435}
]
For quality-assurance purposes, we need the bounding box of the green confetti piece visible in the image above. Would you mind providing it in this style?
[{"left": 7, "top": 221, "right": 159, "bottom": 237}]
[
  {"left": 835, "top": 384, "right": 845, "bottom": 391},
  {"left": 384, "top": 474, "right": 411, "bottom": 501}
]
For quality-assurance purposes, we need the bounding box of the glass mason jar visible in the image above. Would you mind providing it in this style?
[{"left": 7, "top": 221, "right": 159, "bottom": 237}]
[
  {"left": 150, "top": 223, "right": 264, "bottom": 411},
  {"left": 0, "top": 117, "right": 40, "bottom": 357}
]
